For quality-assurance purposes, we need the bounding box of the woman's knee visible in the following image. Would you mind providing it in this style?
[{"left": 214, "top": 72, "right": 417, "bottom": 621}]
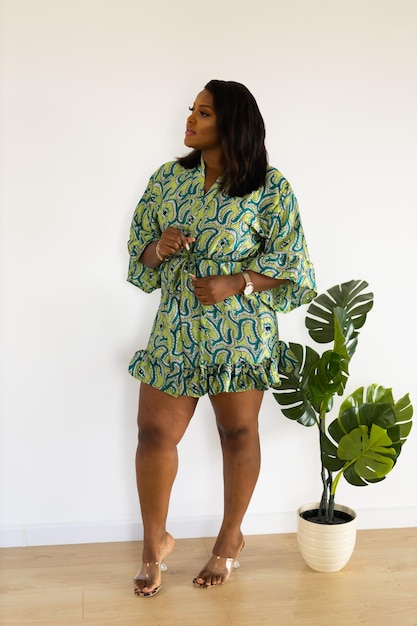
[
  {"left": 137, "top": 421, "right": 172, "bottom": 447},
  {"left": 216, "top": 421, "right": 259, "bottom": 450},
  {"left": 210, "top": 390, "right": 262, "bottom": 442},
  {"left": 137, "top": 410, "right": 192, "bottom": 448}
]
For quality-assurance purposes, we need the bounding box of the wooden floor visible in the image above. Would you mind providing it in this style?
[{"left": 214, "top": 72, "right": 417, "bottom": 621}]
[{"left": 0, "top": 529, "right": 416, "bottom": 626}]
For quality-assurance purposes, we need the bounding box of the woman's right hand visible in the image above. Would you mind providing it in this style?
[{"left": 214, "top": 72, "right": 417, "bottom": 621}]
[
  {"left": 158, "top": 227, "right": 195, "bottom": 258},
  {"left": 140, "top": 227, "right": 196, "bottom": 268}
]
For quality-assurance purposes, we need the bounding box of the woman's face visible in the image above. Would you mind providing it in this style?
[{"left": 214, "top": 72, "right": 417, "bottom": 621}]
[{"left": 184, "top": 89, "right": 220, "bottom": 153}]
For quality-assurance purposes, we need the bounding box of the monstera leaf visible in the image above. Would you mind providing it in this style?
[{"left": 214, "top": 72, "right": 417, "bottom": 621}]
[
  {"left": 274, "top": 310, "right": 354, "bottom": 424},
  {"left": 326, "top": 389, "right": 413, "bottom": 486},
  {"left": 337, "top": 424, "right": 396, "bottom": 486},
  {"left": 307, "top": 350, "right": 348, "bottom": 413},
  {"left": 329, "top": 402, "right": 397, "bottom": 443},
  {"left": 320, "top": 431, "right": 345, "bottom": 472},
  {"left": 337, "top": 385, "right": 413, "bottom": 457},
  {"left": 305, "top": 280, "right": 373, "bottom": 355},
  {"left": 388, "top": 393, "right": 414, "bottom": 455},
  {"left": 272, "top": 342, "right": 319, "bottom": 426}
]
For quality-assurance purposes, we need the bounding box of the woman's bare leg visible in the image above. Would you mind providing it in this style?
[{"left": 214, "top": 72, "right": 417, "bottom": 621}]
[
  {"left": 193, "top": 389, "right": 263, "bottom": 587},
  {"left": 134, "top": 383, "right": 198, "bottom": 595}
]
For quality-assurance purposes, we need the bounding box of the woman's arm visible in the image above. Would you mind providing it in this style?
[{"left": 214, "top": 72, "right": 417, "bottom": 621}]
[
  {"left": 139, "top": 227, "right": 196, "bottom": 269},
  {"left": 191, "top": 271, "right": 287, "bottom": 306}
]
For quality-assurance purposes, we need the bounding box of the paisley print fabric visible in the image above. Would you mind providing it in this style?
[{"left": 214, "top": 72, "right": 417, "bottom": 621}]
[{"left": 127, "top": 159, "right": 316, "bottom": 397}]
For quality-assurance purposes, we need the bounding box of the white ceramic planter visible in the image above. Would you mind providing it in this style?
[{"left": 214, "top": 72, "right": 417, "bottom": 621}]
[{"left": 297, "top": 502, "right": 357, "bottom": 573}]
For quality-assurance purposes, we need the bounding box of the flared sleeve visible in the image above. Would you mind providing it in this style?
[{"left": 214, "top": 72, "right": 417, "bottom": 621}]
[
  {"left": 245, "top": 171, "right": 316, "bottom": 313},
  {"left": 127, "top": 173, "right": 162, "bottom": 293}
]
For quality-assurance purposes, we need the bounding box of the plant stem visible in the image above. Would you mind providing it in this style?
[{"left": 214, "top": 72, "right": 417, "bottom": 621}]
[
  {"left": 319, "top": 404, "right": 334, "bottom": 523},
  {"left": 319, "top": 427, "right": 330, "bottom": 522},
  {"left": 331, "top": 459, "right": 355, "bottom": 498}
]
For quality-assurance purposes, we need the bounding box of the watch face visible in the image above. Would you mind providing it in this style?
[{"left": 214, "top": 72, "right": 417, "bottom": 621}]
[{"left": 244, "top": 284, "right": 254, "bottom": 295}]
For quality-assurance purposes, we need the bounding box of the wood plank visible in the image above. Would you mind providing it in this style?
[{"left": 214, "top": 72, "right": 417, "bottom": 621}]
[{"left": 0, "top": 529, "right": 415, "bottom": 625}]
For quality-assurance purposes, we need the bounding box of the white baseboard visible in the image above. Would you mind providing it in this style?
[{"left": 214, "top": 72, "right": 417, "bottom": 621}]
[
  {"left": 0, "top": 521, "right": 141, "bottom": 548},
  {"left": 1, "top": 507, "right": 416, "bottom": 548}
]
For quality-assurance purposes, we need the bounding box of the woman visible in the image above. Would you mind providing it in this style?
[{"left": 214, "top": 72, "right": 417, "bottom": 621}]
[{"left": 127, "top": 80, "right": 316, "bottom": 597}]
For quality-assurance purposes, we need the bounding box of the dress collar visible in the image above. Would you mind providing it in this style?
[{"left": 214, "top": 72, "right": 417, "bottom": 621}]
[{"left": 198, "top": 155, "right": 222, "bottom": 197}]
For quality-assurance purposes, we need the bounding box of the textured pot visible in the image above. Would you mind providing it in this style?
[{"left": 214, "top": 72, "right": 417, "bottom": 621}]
[{"left": 297, "top": 502, "right": 357, "bottom": 573}]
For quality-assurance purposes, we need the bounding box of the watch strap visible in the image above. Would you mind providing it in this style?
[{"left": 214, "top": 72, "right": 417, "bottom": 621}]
[{"left": 242, "top": 271, "right": 254, "bottom": 294}]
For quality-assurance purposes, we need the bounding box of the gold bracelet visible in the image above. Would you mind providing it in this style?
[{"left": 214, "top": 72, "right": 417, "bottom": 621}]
[{"left": 155, "top": 240, "right": 165, "bottom": 262}]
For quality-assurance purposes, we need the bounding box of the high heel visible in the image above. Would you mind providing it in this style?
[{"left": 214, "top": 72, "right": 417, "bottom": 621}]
[
  {"left": 193, "top": 540, "right": 245, "bottom": 588},
  {"left": 134, "top": 532, "right": 175, "bottom": 597},
  {"left": 134, "top": 560, "right": 167, "bottom": 597}
]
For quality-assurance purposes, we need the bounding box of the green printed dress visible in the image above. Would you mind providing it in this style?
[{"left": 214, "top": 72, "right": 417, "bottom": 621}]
[{"left": 127, "top": 159, "right": 316, "bottom": 397}]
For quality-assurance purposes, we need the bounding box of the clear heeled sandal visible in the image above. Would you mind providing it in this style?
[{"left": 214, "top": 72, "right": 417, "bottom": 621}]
[
  {"left": 193, "top": 541, "right": 244, "bottom": 588},
  {"left": 134, "top": 560, "right": 168, "bottom": 597},
  {"left": 134, "top": 532, "right": 175, "bottom": 597}
]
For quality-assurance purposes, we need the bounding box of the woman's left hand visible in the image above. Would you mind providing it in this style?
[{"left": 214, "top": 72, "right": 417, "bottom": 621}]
[{"left": 190, "top": 274, "right": 244, "bottom": 305}]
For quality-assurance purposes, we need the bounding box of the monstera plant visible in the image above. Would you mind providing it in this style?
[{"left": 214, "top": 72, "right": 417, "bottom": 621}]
[{"left": 273, "top": 280, "right": 413, "bottom": 525}]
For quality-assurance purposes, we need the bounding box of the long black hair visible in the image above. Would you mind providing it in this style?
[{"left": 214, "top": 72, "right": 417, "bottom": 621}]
[{"left": 178, "top": 80, "right": 268, "bottom": 197}]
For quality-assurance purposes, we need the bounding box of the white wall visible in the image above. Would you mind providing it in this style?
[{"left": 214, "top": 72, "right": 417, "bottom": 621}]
[{"left": 1, "top": 0, "right": 416, "bottom": 547}]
